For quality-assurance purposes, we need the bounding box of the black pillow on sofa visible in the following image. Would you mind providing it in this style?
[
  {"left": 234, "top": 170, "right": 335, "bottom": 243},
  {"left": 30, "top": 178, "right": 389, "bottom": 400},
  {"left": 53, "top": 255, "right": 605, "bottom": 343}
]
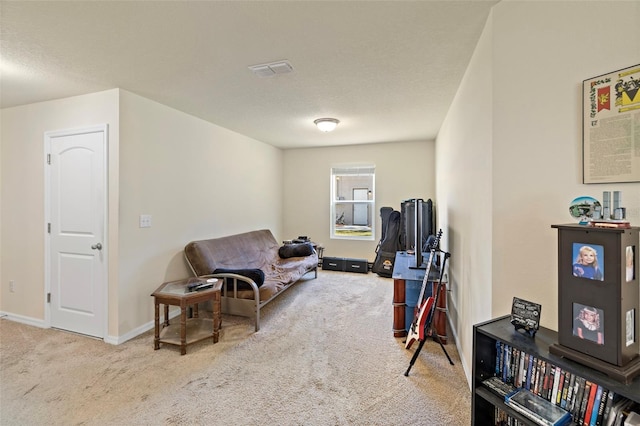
[
  {"left": 278, "top": 242, "right": 314, "bottom": 259},
  {"left": 213, "top": 268, "right": 265, "bottom": 290}
]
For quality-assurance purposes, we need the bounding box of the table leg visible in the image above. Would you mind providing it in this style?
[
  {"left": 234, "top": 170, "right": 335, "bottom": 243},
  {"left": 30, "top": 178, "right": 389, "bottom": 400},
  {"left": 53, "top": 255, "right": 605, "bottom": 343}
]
[
  {"left": 212, "top": 292, "right": 220, "bottom": 343},
  {"left": 154, "top": 300, "right": 160, "bottom": 350},
  {"left": 180, "top": 304, "right": 187, "bottom": 355},
  {"left": 164, "top": 305, "right": 169, "bottom": 326}
]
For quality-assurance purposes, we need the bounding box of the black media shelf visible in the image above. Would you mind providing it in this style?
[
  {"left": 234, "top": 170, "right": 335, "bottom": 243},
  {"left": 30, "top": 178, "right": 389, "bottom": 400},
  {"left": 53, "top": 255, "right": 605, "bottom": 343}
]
[{"left": 472, "top": 315, "right": 640, "bottom": 425}]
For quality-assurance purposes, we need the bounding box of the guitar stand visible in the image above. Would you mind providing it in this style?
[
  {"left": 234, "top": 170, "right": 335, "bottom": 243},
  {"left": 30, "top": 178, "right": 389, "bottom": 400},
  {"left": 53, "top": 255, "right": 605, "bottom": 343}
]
[{"left": 404, "top": 251, "right": 454, "bottom": 377}]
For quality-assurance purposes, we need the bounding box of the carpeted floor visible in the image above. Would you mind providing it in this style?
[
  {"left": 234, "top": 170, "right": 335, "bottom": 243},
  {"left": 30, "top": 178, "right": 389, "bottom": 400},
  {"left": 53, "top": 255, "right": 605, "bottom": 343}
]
[{"left": 0, "top": 271, "right": 471, "bottom": 425}]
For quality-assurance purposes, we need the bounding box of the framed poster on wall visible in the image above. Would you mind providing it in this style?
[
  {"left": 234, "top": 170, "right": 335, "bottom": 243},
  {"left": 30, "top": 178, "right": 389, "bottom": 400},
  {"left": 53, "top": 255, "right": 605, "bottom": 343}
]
[{"left": 583, "top": 64, "right": 640, "bottom": 183}]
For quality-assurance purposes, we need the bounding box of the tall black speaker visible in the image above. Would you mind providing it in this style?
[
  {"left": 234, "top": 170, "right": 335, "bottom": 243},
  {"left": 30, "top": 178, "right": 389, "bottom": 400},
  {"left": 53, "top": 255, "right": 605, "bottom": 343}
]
[{"left": 400, "top": 198, "right": 434, "bottom": 252}]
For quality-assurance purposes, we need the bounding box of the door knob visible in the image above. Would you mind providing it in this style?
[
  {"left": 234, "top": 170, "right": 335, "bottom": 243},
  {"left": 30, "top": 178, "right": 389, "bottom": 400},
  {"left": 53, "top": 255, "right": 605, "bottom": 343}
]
[{"left": 91, "top": 243, "right": 103, "bottom": 250}]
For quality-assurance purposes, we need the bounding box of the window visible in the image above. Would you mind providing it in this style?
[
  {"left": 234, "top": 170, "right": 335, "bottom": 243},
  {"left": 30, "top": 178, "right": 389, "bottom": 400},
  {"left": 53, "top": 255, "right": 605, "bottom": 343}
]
[{"left": 330, "top": 165, "right": 375, "bottom": 240}]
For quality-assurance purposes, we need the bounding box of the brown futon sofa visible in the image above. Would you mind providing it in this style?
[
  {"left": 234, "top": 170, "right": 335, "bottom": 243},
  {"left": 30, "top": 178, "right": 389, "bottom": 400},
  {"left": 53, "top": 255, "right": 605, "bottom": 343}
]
[{"left": 184, "top": 229, "right": 318, "bottom": 331}]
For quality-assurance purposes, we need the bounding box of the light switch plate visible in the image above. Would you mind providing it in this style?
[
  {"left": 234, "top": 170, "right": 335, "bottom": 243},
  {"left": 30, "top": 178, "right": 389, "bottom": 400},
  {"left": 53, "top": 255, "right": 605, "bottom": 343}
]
[{"left": 139, "top": 214, "right": 152, "bottom": 228}]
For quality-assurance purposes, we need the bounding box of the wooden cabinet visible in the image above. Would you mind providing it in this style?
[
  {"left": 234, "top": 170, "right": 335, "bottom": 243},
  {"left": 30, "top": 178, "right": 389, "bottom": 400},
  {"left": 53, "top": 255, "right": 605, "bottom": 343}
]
[
  {"left": 551, "top": 224, "right": 639, "bottom": 371},
  {"left": 472, "top": 316, "right": 640, "bottom": 425}
]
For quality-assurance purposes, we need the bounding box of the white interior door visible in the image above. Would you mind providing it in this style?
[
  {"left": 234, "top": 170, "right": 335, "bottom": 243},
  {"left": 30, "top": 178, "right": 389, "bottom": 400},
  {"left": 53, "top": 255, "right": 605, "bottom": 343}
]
[{"left": 46, "top": 125, "right": 107, "bottom": 338}]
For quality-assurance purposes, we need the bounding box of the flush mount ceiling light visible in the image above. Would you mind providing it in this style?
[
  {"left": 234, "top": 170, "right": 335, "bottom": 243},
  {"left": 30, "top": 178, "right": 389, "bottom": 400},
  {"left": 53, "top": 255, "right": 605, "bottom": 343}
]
[{"left": 314, "top": 118, "right": 340, "bottom": 132}]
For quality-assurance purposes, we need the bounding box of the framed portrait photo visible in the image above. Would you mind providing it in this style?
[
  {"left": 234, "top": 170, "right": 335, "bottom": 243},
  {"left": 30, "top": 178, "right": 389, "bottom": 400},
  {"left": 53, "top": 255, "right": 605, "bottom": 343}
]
[
  {"left": 572, "top": 303, "right": 604, "bottom": 345},
  {"left": 626, "top": 308, "right": 635, "bottom": 347},
  {"left": 627, "top": 245, "right": 635, "bottom": 282},
  {"left": 571, "top": 242, "right": 605, "bottom": 281}
]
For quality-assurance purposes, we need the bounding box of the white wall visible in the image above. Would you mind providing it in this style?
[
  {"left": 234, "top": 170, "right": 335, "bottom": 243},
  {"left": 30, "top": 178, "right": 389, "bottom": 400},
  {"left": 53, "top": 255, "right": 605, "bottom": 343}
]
[
  {"left": 282, "top": 140, "right": 435, "bottom": 261},
  {"left": 436, "top": 11, "right": 494, "bottom": 384},
  {"left": 117, "top": 90, "right": 283, "bottom": 338},
  {"left": 438, "top": 1, "right": 640, "bottom": 383},
  {"left": 491, "top": 0, "right": 640, "bottom": 326},
  {"left": 0, "top": 89, "right": 283, "bottom": 341},
  {"left": 0, "top": 89, "right": 120, "bottom": 324}
]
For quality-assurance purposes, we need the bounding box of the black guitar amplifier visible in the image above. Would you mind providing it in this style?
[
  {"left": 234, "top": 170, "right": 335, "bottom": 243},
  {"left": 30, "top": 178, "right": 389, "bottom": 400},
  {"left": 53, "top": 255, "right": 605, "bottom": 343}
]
[
  {"left": 345, "top": 258, "right": 368, "bottom": 274},
  {"left": 322, "top": 257, "right": 346, "bottom": 271},
  {"left": 323, "top": 257, "right": 368, "bottom": 273}
]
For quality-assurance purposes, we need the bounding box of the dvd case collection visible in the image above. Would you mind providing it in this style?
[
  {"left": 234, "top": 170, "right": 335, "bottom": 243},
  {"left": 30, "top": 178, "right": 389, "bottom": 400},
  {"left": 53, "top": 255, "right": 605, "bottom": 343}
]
[
  {"left": 505, "top": 389, "right": 571, "bottom": 426},
  {"left": 494, "top": 406, "right": 529, "bottom": 426},
  {"left": 486, "top": 341, "right": 639, "bottom": 425},
  {"left": 483, "top": 376, "right": 516, "bottom": 397}
]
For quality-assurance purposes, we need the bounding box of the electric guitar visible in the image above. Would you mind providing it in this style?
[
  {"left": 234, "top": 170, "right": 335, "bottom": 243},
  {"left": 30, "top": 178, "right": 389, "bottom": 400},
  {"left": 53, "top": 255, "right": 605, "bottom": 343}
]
[{"left": 405, "top": 229, "right": 442, "bottom": 350}]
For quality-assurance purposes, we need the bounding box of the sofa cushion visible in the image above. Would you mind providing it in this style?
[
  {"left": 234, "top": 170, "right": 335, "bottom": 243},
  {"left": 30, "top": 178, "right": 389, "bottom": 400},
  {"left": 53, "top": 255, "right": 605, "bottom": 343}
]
[
  {"left": 213, "top": 268, "right": 265, "bottom": 290},
  {"left": 185, "top": 229, "right": 280, "bottom": 274},
  {"left": 278, "top": 242, "right": 314, "bottom": 259}
]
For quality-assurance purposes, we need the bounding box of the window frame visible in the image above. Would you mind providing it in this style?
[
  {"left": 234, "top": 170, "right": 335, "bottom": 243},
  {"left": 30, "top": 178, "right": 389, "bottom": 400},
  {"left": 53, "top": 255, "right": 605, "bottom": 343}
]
[{"left": 330, "top": 165, "right": 375, "bottom": 241}]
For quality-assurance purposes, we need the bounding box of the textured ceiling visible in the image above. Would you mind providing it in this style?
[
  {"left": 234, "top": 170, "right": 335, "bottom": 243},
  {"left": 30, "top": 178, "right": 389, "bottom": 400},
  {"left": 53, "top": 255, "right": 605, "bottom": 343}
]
[{"left": 0, "top": 1, "right": 498, "bottom": 149}]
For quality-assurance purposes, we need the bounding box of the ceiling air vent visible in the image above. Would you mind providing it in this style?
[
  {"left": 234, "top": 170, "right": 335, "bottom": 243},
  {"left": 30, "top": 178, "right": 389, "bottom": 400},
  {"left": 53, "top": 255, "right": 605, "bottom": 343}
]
[{"left": 248, "top": 60, "right": 293, "bottom": 77}]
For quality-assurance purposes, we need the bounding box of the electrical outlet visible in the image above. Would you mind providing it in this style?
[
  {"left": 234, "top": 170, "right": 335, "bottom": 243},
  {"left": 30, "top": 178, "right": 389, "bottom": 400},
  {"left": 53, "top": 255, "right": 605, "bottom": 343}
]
[
  {"left": 139, "top": 214, "right": 152, "bottom": 228},
  {"left": 9, "top": 280, "right": 15, "bottom": 293}
]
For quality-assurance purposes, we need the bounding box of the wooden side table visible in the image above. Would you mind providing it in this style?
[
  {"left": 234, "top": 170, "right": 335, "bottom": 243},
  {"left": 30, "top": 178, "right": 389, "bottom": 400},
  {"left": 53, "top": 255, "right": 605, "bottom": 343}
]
[{"left": 151, "top": 277, "right": 223, "bottom": 355}]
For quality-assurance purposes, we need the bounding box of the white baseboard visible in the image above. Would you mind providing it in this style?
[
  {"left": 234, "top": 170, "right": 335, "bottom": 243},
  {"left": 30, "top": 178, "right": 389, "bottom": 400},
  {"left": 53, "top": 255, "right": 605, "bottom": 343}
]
[
  {"left": 446, "top": 316, "right": 471, "bottom": 390},
  {"left": 0, "top": 311, "right": 46, "bottom": 328},
  {"left": 106, "top": 308, "right": 182, "bottom": 345},
  {"left": 0, "top": 309, "right": 181, "bottom": 345}
]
